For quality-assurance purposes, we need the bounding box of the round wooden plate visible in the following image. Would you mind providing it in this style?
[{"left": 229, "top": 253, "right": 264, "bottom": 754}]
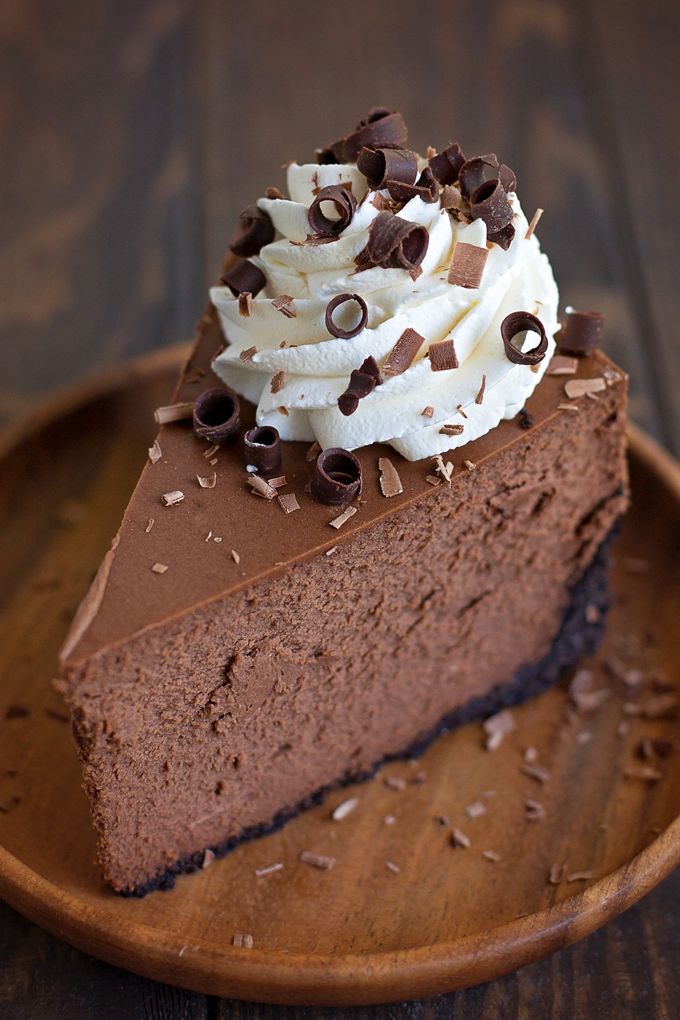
[{"left": 1, "top": 348, "right": 679, "bottom": 1007}]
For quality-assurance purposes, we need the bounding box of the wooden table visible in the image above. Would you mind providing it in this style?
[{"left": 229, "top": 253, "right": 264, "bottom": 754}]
[{"left": 1, "top": 1, "right": 678, "bottom": 1015}]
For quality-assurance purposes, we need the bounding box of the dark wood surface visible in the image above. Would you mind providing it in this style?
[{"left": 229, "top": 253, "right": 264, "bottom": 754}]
[{"left": 1, "top": 0, "right": 678, "bottom": 1015}]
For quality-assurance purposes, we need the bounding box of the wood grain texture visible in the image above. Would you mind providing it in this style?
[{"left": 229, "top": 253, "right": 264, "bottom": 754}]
[
  {"left": 0, "top": 353, "right": 679, "bottom": 1010},
  {"left": 1, "top": 0, "right": 679, "bottom": 1014}
]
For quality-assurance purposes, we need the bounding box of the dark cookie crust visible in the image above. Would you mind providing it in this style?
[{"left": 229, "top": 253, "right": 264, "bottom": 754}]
[{"left": 122, "top": 524, "right": 616, "bottom": 897}]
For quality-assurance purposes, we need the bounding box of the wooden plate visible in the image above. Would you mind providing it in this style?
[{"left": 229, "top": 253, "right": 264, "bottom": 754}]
[{"left": 1, "top": 348, "right": 679, "bottom": 1007}]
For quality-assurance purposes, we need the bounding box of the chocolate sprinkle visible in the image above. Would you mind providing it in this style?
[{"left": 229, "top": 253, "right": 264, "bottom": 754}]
[
  {"left": 322, "top": 107, "right": 409, "bottom": 164},
  {"left": 244, "top": 425, "right": 282, "bottom": 476},
  {"left": 469, "top": 178, "right": 514, "bottom": 233},
  {"left": 428, "top": 142, "right": 466, "bottom": 185},
  {"left": 193, "top": 387, "right": 241, "bottom": 444},
  {"left": 356, "top": 146, "right": 418, "bottom": 189},
  {"left": 230, "top": 204, "right": 275, "bottom": 258},
  {"left": 221, "top": 259, "right": 266, "bottom": 298},
  {"left": 386, "top": 166, "right": 439, "bottom": 204},
  {"left": 383, "top": 327, "right": 426, "bottom": 377},
  {"left": 308, "top": 184, "right": 357, "bottom": 238},
  {"left": 355, "top": 211, "right": 429, "bottom": 273},
  {"left": 325, "top": 293, "right": 368, "bottom": 339},
  {"left": 558, "top": 309, "right": 605, "bottom": 356},
  {"left": 501, "top": 311, "right": 549, "bottom": 366},
  {"left": 238, "top": 292, "right": 253, "bottom": 317},
  {"left": 311, "top": 448, "right": 362, "bottom": 506},
  {"left": 429, "top": 338, "right": 459, "bottom": 372},
  {"left": 448, "top": 242, "right": 488, "bottom": 289}
]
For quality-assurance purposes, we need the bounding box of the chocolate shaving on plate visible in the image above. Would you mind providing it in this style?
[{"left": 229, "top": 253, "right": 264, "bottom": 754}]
[
  {"left": 500, "top": 312, "right": 549, "bottom": 366},
  {"left": 151, "top": 562, "right": 168, "bottom": 574},
  {"left": 247, "top": 474, "right": 278, "bottom": 500},
  {"left": 148, "top": 440, "right": 162, "bottom": 464},
  {"left": 332, "top": 797, "right": 359, "bottom": 821},
  {"left": 483, "top": 708, "right": 516, "bottom": 751},
  {"left": 429, "top": 338, "right": 459, "bottom": 372},
  {"left": 312, "top": 448, "right": 362, "bottom": 506},
  {"left": 308, "top": 184, "right": 357, "bottom": 238},
  {"left": 322, "top": 107, "right": 408, "bottom": 163},
  {"left": 230, "top": 204, "right": 275, "bottom": 257},
  {"left": 356, "top": 146, "right": 418, "bottom": 189},
  {"left": 378, "top": 457, "right": 403, "bottom": 497},
  {"left": 278, "top": 492, "right": 300, "bottom": 514},
  {"left": 428, "top": 142, "right": 466, "bottom": 185},
  {"left": 383, "top": 327, "right": 426, "bottom": 376},
  {"left": 197, "top": 473, "right": 217, "bottom": 489},
  {"left": 154, "top": 401, "right": 194, "bottom": 424},
  {"left": 299, "top": 850, "right": 336, "bottom": 871},
  {"left": 193, "top": 387, "right": 241, "bottom": 444},
  {"left": 558, "top": 309, "right": 605, "bottom": 355},
  {"left": 564, "top": 378, "right": 606, "bottom": 399},
  {"left": 547, "top": 355, "right": 578, "bottom": 376},
  {"left": 329, "top": 505, "right": 357, "bottom": 529},
  {"left": 448, "top": 242, "right": 488, "bottom": 289},
  {"left": 162, "top": 490, "right": 184, "bottom": 507},
  {"left": 325, "top": 293, "right": 368, "bottom": 339},
  {"left": 220, "top": 259, "right": 266, "bottom": 298},
  {"left": 355, "top": 211, "right": 429, "bottom": 273}
]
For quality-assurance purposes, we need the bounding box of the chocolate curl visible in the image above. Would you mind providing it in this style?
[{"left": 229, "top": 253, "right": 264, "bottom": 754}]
[
  {"left": 244, "top": 425, "right": 282, "bottom": 476},
  {"left": 230, "top": 205, "right": 275, "bottom": 257},
  {"left": 386, "top": 167, "right": 439, "bottom": 204},
  {"left": 355, "top": 211, "right": 429, "bottom": 272},
  {"left": 558, "top": 310, "right": 605, "bottom": 356},
  {"left": 321, "top": 108, "right": 409, "bottom": 164},
  {"left": 469, "top": 179, "right": 514, "bottom": 233},
  {"left": 325, "top": 293, "right": 369, "bottom": 339},
  {"left": 311, "top": 448, "right": 362, "bottom": 505},
  {"left": 488, "top": 222, "right": 516, "bottom": 250},
  {"left": 337, "top": 356, "right": 382, "bottom": 416},
  {"left": 356, "top": 146, "right": 418, "bottom": 189},
  {"left": 220, "top": 259, "right": 266, "bottom": 297},
  {"left": 193, "top": 387, "right": 241, "bottom": 444},
  {"left": 501, "top": 312, "right": 549, "bottom": 366},
  {"left": 428, "top": 143, "right": 466, "bottom": 185},
  {"left": 458, "top": 154, "right": 500, "bottom": 197},
  {"left": 307, "top": 185, "right": 357, "bottom": 238}
]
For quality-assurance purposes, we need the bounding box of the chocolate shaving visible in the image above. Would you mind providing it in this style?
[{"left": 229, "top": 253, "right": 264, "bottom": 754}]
[
  {"left": 322, "top": 107, "right": 408, "bottom": 163},
  {"left": 230, "top": 204, "right": 275, "bottom": 257},
  {"left": 547, "top": 355, "right": 578, "bottom": 376},
  {"left": 308, "top": 185, "right": 357, "bottom": 238},
  {"left": 299, "top": 850, "right": 336, "bottom": 871},
  {"left": 469, "top": 178, "right": 514, "bottom": 233},
  {"left": 232, "top": 933, "right": 254, "bottom": 948},
  {"left": 429, "top": 338, "right": 459, "bottom": 372},
  {"left": 488, "top": 222, "right": 516, "bottom": 250},
  {"left": 475, "top": 374, "right": 487, "bottom": 404},
  {"left": 559, "top": 310, "right": 605, "bottom": 356},
  {"left": 386, "top": 166, "right": 439, "bottom": 204},
  {"left": 329, "top": 505, "right": 357, "bottom": 529},
  {"left": 383, "top": 327, "right": 426, "bottom": 376},
  {"left": 154, "top": 401, "right": 194, "bottom": 424},
  {"left": 238, "top": 292, "right": 253, "bottom": 317},
  {"left": 278, "top": 492, "right": 300, "bottom": 514},
  {"left": 378, "top": 457, "right": 403, "bottom": 497},
  {"left": 311, "top": 448, "right": 362, "bottom": 506},
  {"left": 220, "top": 259, "right": 266, "bottom": 298},
  {"left": 148, "top": 440, "right": 162, "bottom": 464},
  {"left": 270, "top": 371, "right": 286, "bottom": 394},
  {"left": 244, "top": 425, "right": 282, "bottom": 476},
  {"left": 448, "top": 242, "right": 488, "bottom": 289},
  {"left": 564, "top": 378, "right": 606, "bottom": 399},
  {"left": 483, "top": 708, "right": 516, "bottom": 751},
  {"left": 197, "top": 473, "right": 217, "bottom": 489},
  {"left": 239, "top": 346, "right": 257, "bottom": 361},
  {"left": 356, "top": 146, "right": 418, "bottom": 189},
  {"left": 306, "top": 441, "right": 321, "bottom": 462},
  {"left": 247, "top": 474, "right": 277, "bottom": 500},
  {"left": 439, "top": 423, "right": 464, "bottom": 436},
  {"left": 338, "top": 355, "right": 381, "bottom": 416},
  {"left": 428, "top": 142, "right": 466, "bottom": 185},
  {"left": 325, "top": 293, "right": 368, "bottom": 339},
  {"left": 162, "top": 490, "right": 184, "bottom": 507},
  {"left": 525, "top": 208, "right": 544, "bottom": 240},
  {"left": 501, "top": 311, "right": 549, "bottom": 366},
  {"left": 193, "top": 387, "right": 241, "bottom": 444},
  {"left": 451, "top": 827, "right": 471, "bottom": 849},
  {"left": 152, "top": 562, "right": 168, "bottom": 574},
  {"left": 332, "top": 797, "right": 359, "bottom": 821},
  {"left": 271, "top": 294, "right": 296, "bottom": 318},
  {"left": 421, "top": 406, "right": 434, "bottom": 418},
  {"left": 458, "top": 154, "right": 501, "bottom": 197},
  {"left": 355, "top": 211, "right": 429, "bottom": 273}
]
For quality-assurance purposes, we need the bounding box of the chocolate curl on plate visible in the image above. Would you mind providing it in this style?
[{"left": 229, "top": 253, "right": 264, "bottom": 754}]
[
  {"left": 386, "top": 167, "right": 439, "bottom": 204},
  {"left": 307, "top": 185, "right": 357, "bottom": 238},
  {"left": 193, "top": 387, "right": 241, "bottom": 444},
  {"left": 244, "top": 425, "right": 282, "bottom": 476},
  {"left": 337, "top": 356, "right": 381, "bottom": 416},
  {"left": 428, "top": 142, "right": 466, "bottom": 185},
  {"left": 356, "top": 146, "right": 418, "bottom": 189},
  {"left": 558, "top": 310, "right": 605, "bottom": 356},
  {"left": 311, "top": 448, "right": 362, "bottom": 505},
  {"left": 501, "top": 311, "right": 549, "bottom": 366},
  {"left": 221, "top": 259, "right": 266, "bottom": 297},
  {"left": 230, "top": 205, "right": 275, "bottom": 257},
  {"left": 355, "top": 211, "right": 429, "bottom": 273},
  {"left": 469, "top": 178, "right": 514, "bottom": 233},
  {"left": 325, "top": 293, "right": 369, "bottom": 339},
  {"left": 320, "top": 108, "right": 409, "bottom": 164}
]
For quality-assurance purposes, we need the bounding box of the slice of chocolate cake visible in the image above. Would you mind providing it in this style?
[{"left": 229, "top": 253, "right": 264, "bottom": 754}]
[{"left": 56, "top": 110, "right": 628, "bottom": 894}]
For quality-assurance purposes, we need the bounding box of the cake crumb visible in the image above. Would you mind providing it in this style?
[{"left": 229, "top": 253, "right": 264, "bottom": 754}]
[
  {"left": 202, "top": 849, "right": 215, "bottom": 869},
  {"left": 383, "top": 815, "right": 397, "bottom": 826},
  {"left": 525, "top": 799, "right": 545, "bottom": 821}
]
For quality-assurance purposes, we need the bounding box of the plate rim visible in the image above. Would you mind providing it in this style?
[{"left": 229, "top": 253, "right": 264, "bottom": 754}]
[{"left": 1, "top": 352, "right": 679, "bottom": 1006}]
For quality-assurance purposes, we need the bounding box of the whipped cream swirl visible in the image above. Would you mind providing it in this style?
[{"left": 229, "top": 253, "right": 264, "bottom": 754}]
[{"left": 210, "top": 161, "right": 558, "bottom": 461}]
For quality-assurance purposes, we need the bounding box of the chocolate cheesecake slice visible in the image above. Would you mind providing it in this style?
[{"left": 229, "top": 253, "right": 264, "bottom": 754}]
[{"left": 56, "top": 111, "right": 628, "bottom": 894}]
